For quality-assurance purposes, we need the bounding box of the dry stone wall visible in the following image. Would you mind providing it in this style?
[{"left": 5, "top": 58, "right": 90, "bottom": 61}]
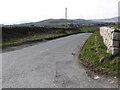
[{"left": 100, "top": 27, "right": 120, "bottom": 55}]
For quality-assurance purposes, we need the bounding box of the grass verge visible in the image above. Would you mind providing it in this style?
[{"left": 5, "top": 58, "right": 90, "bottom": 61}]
[
  {"left": 79, "top": 31, "right": 120, "bottom": 77},
  {"left": 1, "top": 31, "right": 81, "bottom": 48}
]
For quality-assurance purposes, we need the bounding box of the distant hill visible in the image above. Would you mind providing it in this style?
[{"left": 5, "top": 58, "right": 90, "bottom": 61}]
[
  {"left": 5, "top": 17, "right": 118, "bottom": 27},
  {"left": 14, "top": 19, "right": 96, "bottom": 27},
  {"left": 92, "top": 17, "right": 119, "bottom": 23}
]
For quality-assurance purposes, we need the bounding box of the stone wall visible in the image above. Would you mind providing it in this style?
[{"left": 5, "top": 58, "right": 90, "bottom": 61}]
[{"left": 100, "top": 27, "right": 120, "bottom": 55}]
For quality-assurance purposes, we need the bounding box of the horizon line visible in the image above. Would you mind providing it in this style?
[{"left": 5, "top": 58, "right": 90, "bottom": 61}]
[{"left": 1, "top": 16, "right": 118, "bottom": 25}]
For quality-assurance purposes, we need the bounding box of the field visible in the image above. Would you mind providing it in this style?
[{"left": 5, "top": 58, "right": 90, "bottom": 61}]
[{"left": 80, "top": 26, "right": 99, "bottom": 33}]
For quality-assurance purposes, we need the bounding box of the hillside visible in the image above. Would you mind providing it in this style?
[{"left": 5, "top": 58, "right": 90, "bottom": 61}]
[
  {"left": 92, "top": 17, "right": 119, "bottom": 23},
  {"left": 4, "top": 17, "right": 118, "bottom": 27},
  {"left": 13, "top": 19, "right": 97, "bottom": 27}
]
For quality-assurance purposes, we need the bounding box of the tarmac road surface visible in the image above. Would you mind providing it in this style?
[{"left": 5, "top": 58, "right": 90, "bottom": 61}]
[{"left": 2, "top": 33, "right": 118, "bottom": 88}]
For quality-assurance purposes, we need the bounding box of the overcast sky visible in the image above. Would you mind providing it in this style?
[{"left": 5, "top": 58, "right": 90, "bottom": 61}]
[{"left": 0, "top": 0, "right": 119, "bottom": 24}]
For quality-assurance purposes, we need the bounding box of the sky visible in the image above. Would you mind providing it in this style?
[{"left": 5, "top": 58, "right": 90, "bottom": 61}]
[{"left": 0, "top": 0, "right": 119, "bottom": 24}]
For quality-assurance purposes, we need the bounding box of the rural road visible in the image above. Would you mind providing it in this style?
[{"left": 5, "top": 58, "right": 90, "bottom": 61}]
[{"left": 2, "top": 33, "right": 118, "bottom": 88}]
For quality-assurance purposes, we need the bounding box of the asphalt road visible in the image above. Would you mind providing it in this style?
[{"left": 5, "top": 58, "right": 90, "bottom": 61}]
[{"left": 2, "top": 33, "right": 118, "bottom": 88}]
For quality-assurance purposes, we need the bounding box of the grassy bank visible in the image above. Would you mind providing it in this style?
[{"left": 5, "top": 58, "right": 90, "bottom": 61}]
[
  {"left": 2, "top": 27, "right": 81, "bottom": 48},
  {"left": 79, "top": 31, "right": 120, "bottom": 76},
  {"left": 2, "top": 26, "right": 98, "bottom": 48}
]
